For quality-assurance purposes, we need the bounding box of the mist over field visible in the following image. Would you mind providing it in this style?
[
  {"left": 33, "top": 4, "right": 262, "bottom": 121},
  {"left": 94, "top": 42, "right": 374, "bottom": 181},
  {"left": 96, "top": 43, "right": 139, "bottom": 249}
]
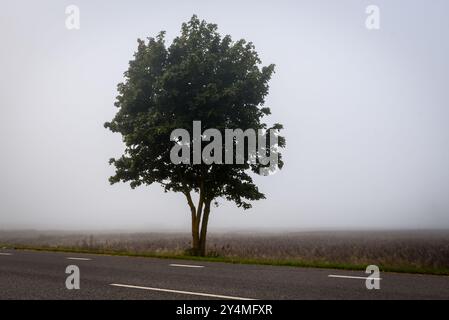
[
  {"left": 1, "top": 230, "right": 448, "bottom": 273},
  {"left": 1, "top": 0, "right": 449, "bottom": 232}
]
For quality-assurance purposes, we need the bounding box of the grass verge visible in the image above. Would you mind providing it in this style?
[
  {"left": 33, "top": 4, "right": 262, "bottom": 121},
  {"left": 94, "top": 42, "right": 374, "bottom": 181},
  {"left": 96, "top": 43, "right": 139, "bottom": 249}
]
[{"left": 2, "top": 244, "right": 449, "bottom": 276}]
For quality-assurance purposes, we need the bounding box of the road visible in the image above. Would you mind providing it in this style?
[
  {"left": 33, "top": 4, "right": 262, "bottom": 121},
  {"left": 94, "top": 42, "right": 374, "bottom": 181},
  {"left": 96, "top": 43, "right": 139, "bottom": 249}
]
[{"left": 0, "top": 249, "right": 448, "bottom": 300}]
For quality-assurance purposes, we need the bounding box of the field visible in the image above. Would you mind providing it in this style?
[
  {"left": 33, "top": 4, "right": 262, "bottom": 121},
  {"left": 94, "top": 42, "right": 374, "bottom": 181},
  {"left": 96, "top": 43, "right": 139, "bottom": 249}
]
[{"left": 1, "top": 230, "right": 448, "bottom": 274}]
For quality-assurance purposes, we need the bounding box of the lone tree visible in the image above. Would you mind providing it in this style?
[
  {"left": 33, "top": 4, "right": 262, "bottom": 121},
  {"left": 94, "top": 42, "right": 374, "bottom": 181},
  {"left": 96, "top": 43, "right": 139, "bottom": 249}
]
[{"left": 105, "top": 15, "right": 285, "bottom": 256}]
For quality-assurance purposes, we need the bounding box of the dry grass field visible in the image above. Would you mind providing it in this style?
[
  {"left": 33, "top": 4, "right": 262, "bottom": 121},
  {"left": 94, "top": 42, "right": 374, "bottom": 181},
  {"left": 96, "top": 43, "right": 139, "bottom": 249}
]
[{"left": 1, "top": 230, "right": 448, "bottom": 274}]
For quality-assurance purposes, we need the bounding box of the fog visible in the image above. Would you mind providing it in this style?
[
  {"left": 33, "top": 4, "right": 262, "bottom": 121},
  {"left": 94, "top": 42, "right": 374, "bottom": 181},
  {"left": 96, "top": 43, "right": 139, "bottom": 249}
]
[{"left": 0, "top": 0, "right": 448, "bottom": 231}]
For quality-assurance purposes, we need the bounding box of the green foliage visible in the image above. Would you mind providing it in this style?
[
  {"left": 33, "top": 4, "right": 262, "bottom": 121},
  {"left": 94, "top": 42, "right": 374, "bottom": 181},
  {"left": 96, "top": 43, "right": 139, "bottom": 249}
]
[{"left": 105, "top": 15, "right": 285, "bottom": 210}]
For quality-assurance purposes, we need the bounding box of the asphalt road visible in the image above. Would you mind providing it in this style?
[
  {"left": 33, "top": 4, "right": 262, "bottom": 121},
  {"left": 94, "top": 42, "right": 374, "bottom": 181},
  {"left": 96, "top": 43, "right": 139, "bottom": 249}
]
[{"left": 0, "top": 249, "right": 448, "bottom": 300}]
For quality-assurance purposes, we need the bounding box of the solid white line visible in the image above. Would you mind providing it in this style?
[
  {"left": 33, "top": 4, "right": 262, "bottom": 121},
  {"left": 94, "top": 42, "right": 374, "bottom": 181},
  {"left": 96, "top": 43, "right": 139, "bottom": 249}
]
[
  {"left": 169, "top": 263, "right": 204, "bottom": 268},
  {"left": 110, "top": 283, "right": 256, "bottom": 300},
  {"left": 66, "top": 257, "right": 92, "bottom": 261},
  {"left": 328, "top": 275, "right": 382, "bottom": 280},
  {"left": 0, "top": 253, "right": 12, "bottom": 256}
]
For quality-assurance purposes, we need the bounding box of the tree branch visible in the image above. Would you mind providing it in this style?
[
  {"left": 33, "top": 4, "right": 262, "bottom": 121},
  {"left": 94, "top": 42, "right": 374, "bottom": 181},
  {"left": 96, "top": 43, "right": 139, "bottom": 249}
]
[
  {"left": 196, "top": 179, "right": 205, "bottom": 230},
  {"left": 183, "top": 189, "right": 196, "bottom": 217}
]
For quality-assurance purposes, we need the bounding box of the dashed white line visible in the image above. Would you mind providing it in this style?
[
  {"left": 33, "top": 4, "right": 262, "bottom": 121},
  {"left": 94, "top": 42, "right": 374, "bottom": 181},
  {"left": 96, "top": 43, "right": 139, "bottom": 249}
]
[
  {"left": 328, "top": 275, "right": 382, "bottom": 280},
  {"left": 0, "top": 253, "right": 12, "bottom": 256},
  {"left": 169, "top": 263, "right": 204, "bottom": 268},
  {"left": 66, "top": 257, "right": 92, "bottom": 261},
  {"left": 110, "top": 283, "right": 256, "bottom": 300}
]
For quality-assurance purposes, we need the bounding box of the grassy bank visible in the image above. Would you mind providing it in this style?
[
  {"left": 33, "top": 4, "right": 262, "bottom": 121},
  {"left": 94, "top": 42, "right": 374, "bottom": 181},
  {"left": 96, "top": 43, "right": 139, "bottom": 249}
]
[{"left": 3, "top": 243, "right": 449, "bottom": 276}]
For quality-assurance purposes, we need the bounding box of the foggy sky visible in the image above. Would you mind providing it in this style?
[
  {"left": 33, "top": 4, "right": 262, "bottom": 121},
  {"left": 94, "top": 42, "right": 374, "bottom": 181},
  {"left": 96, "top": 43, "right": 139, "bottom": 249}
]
[{"left": 1, "top": 0, "right": 448, "bottom": 231}]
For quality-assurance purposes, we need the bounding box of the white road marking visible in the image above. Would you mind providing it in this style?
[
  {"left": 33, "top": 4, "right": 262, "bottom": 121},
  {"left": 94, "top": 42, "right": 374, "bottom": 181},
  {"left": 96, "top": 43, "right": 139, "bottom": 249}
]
[
  {"left": 169, "top": 263, "right": 204, "bottom": 268},
  {"left": 0, "top": 253, "right": 12, "bottom": 256},
  {"left": 110, "top": 283, "right": 256, "bottom": 300},
  {"left": 66, "top": 257, "right": 92, "bottom": 261},
  {"left": 328, "top": 275, "right": 382, "bottom": 280}
]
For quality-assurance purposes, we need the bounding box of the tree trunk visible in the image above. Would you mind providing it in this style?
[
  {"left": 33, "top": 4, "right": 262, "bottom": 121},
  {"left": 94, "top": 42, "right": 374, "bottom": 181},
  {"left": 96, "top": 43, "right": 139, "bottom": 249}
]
[
  {"left": 191, "top": 218, "right": 200, "bottom": 256},
  {"left": 184, "top": 190, "right": 201, "bottom": 256},
  {"left": 184, "top": 188, "right": 212, "bottom": 257},
  {"left": 198, "top": 200, "right": 211, "bottom": 256}
]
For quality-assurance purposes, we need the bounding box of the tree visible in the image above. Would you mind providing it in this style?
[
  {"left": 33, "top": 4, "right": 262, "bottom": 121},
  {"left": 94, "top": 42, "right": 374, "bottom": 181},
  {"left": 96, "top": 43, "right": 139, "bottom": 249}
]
[{"left": 105, "top": 15, "right": 285, "bottom": 256}]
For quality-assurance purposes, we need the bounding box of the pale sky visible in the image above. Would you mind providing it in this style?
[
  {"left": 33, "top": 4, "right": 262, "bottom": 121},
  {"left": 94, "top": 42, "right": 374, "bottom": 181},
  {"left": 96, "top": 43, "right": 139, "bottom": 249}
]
[{"left": 0, "top": 0, "right": 448, "bottom": 231}]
